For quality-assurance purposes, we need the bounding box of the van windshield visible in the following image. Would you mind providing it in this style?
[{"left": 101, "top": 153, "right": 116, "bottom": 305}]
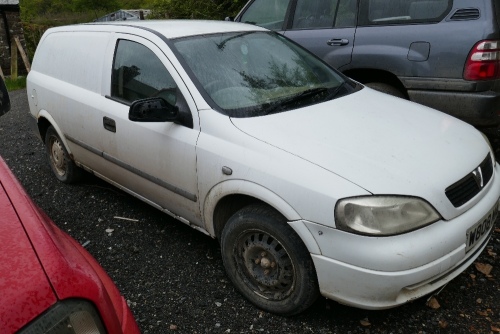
[{"left": 173, "top": 31, "right": 353, "bottom": 117}]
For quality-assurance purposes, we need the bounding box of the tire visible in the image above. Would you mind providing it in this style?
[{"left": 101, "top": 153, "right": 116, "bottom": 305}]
[
  {"left": 221, "top": 204, "right": 319, "bottom": 315},
  {"left": 365, "top": 82, "right": 406, "bottom": 98},
  {"left": 45, "top": 126, "right": 82, "bottom": 183}
]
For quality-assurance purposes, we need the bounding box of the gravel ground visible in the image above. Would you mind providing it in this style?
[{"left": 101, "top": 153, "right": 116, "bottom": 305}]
[{"left": 1, "top": 89, "right": 500, "bottom": 334}]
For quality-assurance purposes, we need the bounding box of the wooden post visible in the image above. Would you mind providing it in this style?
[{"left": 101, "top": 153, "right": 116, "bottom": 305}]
[
  {"left": 10, "top": 39, "right": 18, "bottom": 80},
  {"left": 14, "top": 36, "right": 31, "bottom": 73}
]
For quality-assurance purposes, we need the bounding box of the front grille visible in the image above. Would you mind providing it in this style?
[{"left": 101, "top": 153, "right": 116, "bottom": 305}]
[
  {"left": 445, "top": 154, "right": 494, "bottom": 207},
  {"left": 449, "top": 8, "right": 480, "bottom": 21}
]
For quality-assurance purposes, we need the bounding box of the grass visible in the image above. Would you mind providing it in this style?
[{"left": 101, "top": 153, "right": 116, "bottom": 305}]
[{"left": 5, "top": 76, "right": 27, "bottom": 91}]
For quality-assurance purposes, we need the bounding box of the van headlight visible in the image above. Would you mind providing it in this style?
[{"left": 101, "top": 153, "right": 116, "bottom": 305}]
[
  {"left": 335, "top": 196, "right": 441, "bottom": 236},
  {"left": 19, "top": 299, "right": 106, "bottom": 334}
]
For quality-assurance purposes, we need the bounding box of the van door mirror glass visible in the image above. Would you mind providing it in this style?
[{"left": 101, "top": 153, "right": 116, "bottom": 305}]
[
  {"left": 0, "top": 77, "right": 11, "bottom": 117},
  {"left": 129, "top": 97, "right": 179, "bottom": 122}
]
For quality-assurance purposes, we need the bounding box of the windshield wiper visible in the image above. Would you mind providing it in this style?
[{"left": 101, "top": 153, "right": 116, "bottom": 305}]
[
  {"left": 261, "top": 87, "right": 328, "bottom": 115},
  {"left": 323, "top": 81, "right": 350, "bottom": 101},
  {"left": 216, "top": 31, "right": 256, "bottom": 50}
]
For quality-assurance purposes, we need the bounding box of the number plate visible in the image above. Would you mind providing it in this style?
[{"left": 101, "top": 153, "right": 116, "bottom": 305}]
[{"left": 465, "top": 200, "right": 499, "bottom": 253}]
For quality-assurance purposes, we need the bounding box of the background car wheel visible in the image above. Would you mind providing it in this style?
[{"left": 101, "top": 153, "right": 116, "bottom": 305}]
[
  {"left": 221, "top": 204, "right": 319, "bottom": 315},
  {"left": 365, "top": 82, "right": 405, "bottom": 98},
  {"left": 45, "top": 126, "right": 82, "bottom": 183}
]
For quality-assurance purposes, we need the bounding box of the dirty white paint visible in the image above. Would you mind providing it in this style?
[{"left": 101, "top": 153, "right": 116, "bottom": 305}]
[{"left": 26, "top": 20, "right": 500, "bottom": 310}]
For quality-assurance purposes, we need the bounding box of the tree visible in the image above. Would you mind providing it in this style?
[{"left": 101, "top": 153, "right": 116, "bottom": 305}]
[
  {"left": 120, "top": 0, "right": 150, "bottom": 8},
  {"left": 151, "top": 0, "right": 247, "bottom": 20},
  {"left": 72, "top": 0, "right": 120, "bottom": 13}
]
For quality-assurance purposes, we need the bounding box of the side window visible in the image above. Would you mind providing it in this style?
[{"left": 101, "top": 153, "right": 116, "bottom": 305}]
[
  {"left": 239, "top": 0, "right": 290, "bottom": 30},
  {"left": 407, "top": 0, "right": 450, "bottom": 20},
  {"left": 359, "top": 0, "right": 452, "bottom": 25},
  {"left": 335, "top": 0, "right": 357, "bottom": 27},
  {"left": 291, "top": 0, "right": 356, "bottom": 30},
  {"left": 292, "top": 0, "right": 338, "bottom": 29},
  {"left": 111, "top": 39, "right": 177, "bottom": 105}
]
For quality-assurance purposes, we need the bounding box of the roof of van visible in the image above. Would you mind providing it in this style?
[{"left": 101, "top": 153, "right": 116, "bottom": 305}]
[{"left": 85, "top": 20, "right": 267, "bottom": 39}]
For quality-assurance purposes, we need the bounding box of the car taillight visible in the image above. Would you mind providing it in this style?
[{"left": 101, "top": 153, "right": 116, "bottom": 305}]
[{"left": 464, "top": 40, "right": 500, "bottom": 81}]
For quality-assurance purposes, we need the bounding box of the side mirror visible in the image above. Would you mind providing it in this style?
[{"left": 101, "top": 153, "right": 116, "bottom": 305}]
[
  {"left": 225, "top": 16, "right": 234, "bottom": 21},
  {"left": 129, "top": 97, "right": 179, "bottom": 122},
  {"left": 0, "top": 77, "right": 11, "bottom": 117}
]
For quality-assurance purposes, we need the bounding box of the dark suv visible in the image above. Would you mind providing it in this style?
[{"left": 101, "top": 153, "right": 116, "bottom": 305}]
[{"left": 233, "top": 0, "right": 500, "bottom": 129}]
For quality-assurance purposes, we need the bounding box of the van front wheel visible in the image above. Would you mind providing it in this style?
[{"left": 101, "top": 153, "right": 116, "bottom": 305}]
[
  {"left": 45, "top": 126, "right": 82, "bottom": 183},
  {"left": 221, "top": 204, "right": 319, "bottom": 315}
]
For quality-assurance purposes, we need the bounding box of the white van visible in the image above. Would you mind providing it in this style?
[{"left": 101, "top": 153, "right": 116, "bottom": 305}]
[{"left": 27, "top": 20, "right": 500, "bottom": 315}]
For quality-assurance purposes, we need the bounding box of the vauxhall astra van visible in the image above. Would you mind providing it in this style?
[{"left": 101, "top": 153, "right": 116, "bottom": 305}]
[{"left": 27, "top": 20, "right": 500, "bottom": 315}]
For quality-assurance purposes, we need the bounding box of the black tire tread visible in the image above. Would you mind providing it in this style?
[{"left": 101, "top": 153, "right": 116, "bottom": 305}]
[{"left": 221, "top": 204, "right": 319, "bottom": 316}]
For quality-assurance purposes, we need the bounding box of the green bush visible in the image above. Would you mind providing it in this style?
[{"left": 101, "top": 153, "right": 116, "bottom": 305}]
[
  {"left": 19, "top": 0, "right": 248, "bottom": 60},
  {"left": 150, "top": 0, "right": 247, "bottom": 20}
]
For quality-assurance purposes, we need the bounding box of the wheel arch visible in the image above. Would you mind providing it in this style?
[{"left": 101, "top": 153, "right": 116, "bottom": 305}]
[
  {"left": 204, "top": 180, "right": 301, "bottom": 240},
  {"left": 36, "top": 110, "right": 73, "bottom": 156},
  {"left": 219, "top": 203, "right": 320, "bottom": 315},
  {"left": 343, "top": 68, "right": 408, "bottom": 99}
]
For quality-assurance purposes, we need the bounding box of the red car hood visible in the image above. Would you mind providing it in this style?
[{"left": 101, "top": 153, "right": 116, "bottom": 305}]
[
  {"left": 0, "top": 156, "right": 139, "bottom": 334},
  {"left": 0, "top": 176, "right": 57, "bottom": 333}
]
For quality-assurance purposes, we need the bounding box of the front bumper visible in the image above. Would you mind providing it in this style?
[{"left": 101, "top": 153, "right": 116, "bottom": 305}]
[
  {"left": 310, "top": 226, "right": 493, "bottom": 309},
  {"left": 292, "top": 164, "right": 500, "bottom": 310}
]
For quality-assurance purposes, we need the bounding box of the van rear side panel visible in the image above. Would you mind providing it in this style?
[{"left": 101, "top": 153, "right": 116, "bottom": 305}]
[
  {"left": 32, "top": 31, "right": 110, "bottom": 93},
  {"left": 28, "top": 30, "right": 113, "bottom": 167}
]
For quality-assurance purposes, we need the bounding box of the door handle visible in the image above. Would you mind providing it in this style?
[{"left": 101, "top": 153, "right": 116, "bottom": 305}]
[
  {"left": 103, "top": 117, "right": 116, "bottom": 133},
  {"left": 327, "top": 38, "right": 349, "bottom": 46}
]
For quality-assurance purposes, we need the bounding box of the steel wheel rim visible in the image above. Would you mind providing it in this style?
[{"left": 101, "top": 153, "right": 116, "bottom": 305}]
[
  {"left": 49, "top": 136, "right": 66, "bottom": 177},
  {"left": 233, "top": 229, "right": 295, "bottom": 301}
]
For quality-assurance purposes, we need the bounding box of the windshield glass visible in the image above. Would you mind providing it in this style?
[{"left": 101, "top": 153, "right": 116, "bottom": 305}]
[{"left": 173, "top": 31, "right": 352, "bottom": 117}]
